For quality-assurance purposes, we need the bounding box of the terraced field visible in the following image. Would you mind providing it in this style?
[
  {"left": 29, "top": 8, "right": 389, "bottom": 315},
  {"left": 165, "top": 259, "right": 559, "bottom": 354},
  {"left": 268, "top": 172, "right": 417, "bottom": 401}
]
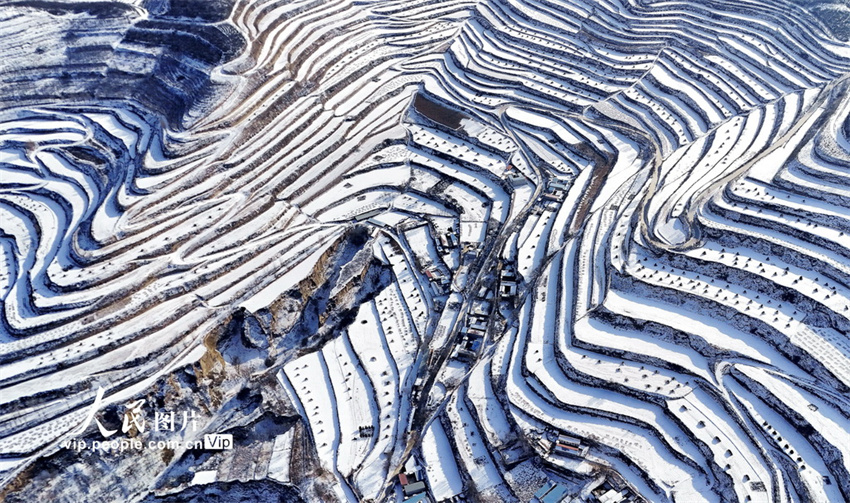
[{"left": 1, "top": 0, "right": 849, "bottom": 501}]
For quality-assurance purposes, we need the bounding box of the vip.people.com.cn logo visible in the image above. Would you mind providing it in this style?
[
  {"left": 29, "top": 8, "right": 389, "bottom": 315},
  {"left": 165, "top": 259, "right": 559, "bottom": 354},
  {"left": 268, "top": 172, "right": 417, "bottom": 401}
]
[{"left": 62, "top": 387, "right": 232, "bottom": 452}]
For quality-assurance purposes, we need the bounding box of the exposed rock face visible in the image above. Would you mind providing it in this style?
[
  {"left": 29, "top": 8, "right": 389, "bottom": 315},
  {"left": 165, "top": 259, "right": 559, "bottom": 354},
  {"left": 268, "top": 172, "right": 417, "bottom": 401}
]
[
  {"left": 2, "top": 0, "right": 850, "bottom": 501},
  {"left": 138, "top": 479, "right": 305, "bottom": 503}
]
